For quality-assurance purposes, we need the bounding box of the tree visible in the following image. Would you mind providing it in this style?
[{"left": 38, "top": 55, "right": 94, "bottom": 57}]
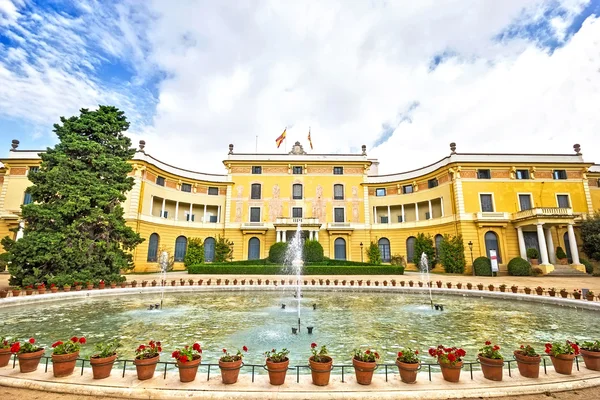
[
  {"left": 413, "top": 233, "right": 436, "bottom": 270},
  {"left": 439, "top": 234, "right": 466, "bottom": 273},
  {"left": 184, "top": 238, "right": 204, "bottom": 267},
  {"left": 1, "top": 106, "right": 143, "bottom": 286},
  {"left": 581, "top": 212, "right": 600, "bottom": 262},
  {"left": 214, "top": 235, "right": 233, "bottom": 262},
  {"left": 366, "top": 242, "right": 382, "bottom": 265}
]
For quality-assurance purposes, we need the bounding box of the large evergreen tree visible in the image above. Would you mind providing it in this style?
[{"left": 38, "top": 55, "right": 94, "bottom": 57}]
[{"left": 2, "top": 106, "right": 143, "bottom": 285}]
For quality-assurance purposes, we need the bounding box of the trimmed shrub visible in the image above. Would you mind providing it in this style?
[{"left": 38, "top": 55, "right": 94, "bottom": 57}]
[
  {"left": 526, "top": 248, "right": 539, "bottom": 259},
  {"left": 438, "top": 234, "right": 466, "bottom": 274},
  {"left": 413, "top": 233, "right": 436, "bottom": 270},
  {"left": 581, "top": 211, "right": 600, "bottom": 261},
  {"left": 187, "top": 264, "right": 404, "bottom": 275},
  {"left": 215, "top": 236, "right": 233, "bottom": 262},
  {"left": 367, "top": 242, "right": 382, "bottom": 265},
  {"left": 507, "top": 257, "right": 532, "bottom": 276},
  {"left": 269, "top": 242, "right": 288, "bottom": 264},
  {"left": 555, "top": 246, "right": 567, "bottom": 260},
  {"left": 303, "top": 240, "right": 324, "bottom": 262},
  {"left": 580, "top": 258, "right": 593, "bottom": 274},
  {"left": 473, "top": 256, "right": 492, "bottom": 276},
  {"left": 184, "top": 238, "right": 204, "bottom": 267}
]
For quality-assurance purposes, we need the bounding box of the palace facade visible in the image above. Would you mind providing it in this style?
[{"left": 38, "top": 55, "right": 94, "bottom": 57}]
[{"left": 1, "top": 139, "right": 599, "bottom": 274}]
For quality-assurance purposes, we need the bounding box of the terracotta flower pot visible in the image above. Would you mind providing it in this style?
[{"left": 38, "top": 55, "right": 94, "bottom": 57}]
[
  {"left": 514, "top": 351, "right": 541, "bottom": 378},
  {"left": 110, "top": 283, "right": 117, "bottom": 289},
  {"left": 560, "top": 291, "right": 568, "bottom": 298},
  {"left": 478, "top": 355, "right": 503, "bottom": 381},
  {"left": 131, "top": 282, "right": 137, "bottom": 288},
  {"left": 309, "top": 356, "right": 332, "bottom": 386},
  {"left": 51, "top": 287, "right": 59, "bottom": 293},
  {"left": 17, "top": 348, "right": 45, "bottom": 373},
  {"left": 408, "top": 282, "right": 413, "bottom": 287},
  {"left": 12, "top": 290, "right": 20, "bottom": 297},
  {"left": 499, "top": 287, "right": 506, "bottom": 292},
  {"left": 436, "top": 282, "right": 442, "bottom": 288},
  {"left": 98, "top": 283, "right": 105, "bottom": 289},
  {"left": 548, "top": 290, "right": 556, "bottom": 297},
  {"left": 524, "top": 288, "right": 532, "bottom": 294},
  {"left": 396, "top": 360, "right": 419, "bottom": 384},
  {"left": 38, "top": 288, "right": 46, "bottom": 294},
  {"left": 456, "top": 283, "right": 462, "bottom": 289},
  {"left": 0, "top": 290, "right": 7, "bottom": 298},
  {"left": 219, "top": 358, "right": 243, "bottom": 384},
  {"left": 266, "top": 358, "right": 289, "bottom": 385},
  {"left": 586, "top": 294, "right": 594, "bottom": 301},
  {"left": 87, "top": 284, "right": 94, "bottom": 290},
  {"left": 530, "top": 259, "right": 539, "bottom": 265},
  {"left": 352, "top": 358, "right": 377, "bottom": 385},
  {"left": 550, "top": 354, "right": 576, "bottom": 375},
  {"left": 177, "top": 355, "right": 201, "bottom": 382},
  {"left": 0, "top": 348, "right": 12, "bottom": 367},
  {"left": 25, "top": 289, "right": 33, "bottom": 295},
  {"left": 121, "top": 282, "right": 127, "bottom": 288},
  {"left": 75, "top": 285, "right": 82, "bottom": 291},
  {"left": 536, "top": 289, "right": 543, "bottom": 296},
  {"left": 52, "top": 351, "right": 79, "bottom": 377},
  {"left": 90, "top": 353, "right": 117, "bottom": 379},
  {"left": 580, "top": 349, "right": 600, "bottom": 371},
  {"left": 511, "top": 287, "right": 518, "bottom": 293},
  {"left": 439, "top": 361, "right": 463, "bottom": 383},
  {"left": 134, "top": 355, "right": 159, "bottom": 380}
]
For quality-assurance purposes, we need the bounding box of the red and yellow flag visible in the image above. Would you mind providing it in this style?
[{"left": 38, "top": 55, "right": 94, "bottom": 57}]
[
  {"left": 308, "top": 128, "right": 313, "bottom": 150},
  {"left": 275, "top": 128, "right": 286, "bottom": 148}
]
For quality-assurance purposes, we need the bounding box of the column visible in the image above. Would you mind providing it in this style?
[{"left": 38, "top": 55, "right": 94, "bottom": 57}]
[
  {"left": 415, "top": 203, "right": 419, "bottom": 221},
  {"left": 217, "top": 206, "right": 221, "bottom": 223},
  {"left": 310, "top": 231, "right": 314, "bottom": 240},
  {"left": 536, "top": 223, "right": 550, "bottom": 265},
  {"left": 175, "top": 201, "right": 179, "bottom": 221},
  {"left": 315, "top": 231, "right": 319, "bottom": 241},
  {"left": 374, "top": 206, "right": 377, "bottom": 224},
  {"left": 440, "top": 197, "right": 444, "bottom": 217},
  {"left": 567, "top": 224, "right": 581, "bottom": 265},
  {"left": 189, "top": 204, "right": 193, "bottom": 222},
  {"left": 203, "top": 204, "right": 207, "bottom": 223},
  {"left": 150, "top": 195, "right": 154, "bottom": 216},
  {"left": 401, "top": 204, "right": 405, "bottom": 223},
  {"left": 544, "top": 228, "right": 556, "bottom": 264},
  {"left": 387, "top": 205, "right": 391, "bottom": 224},
  {"left": 161, "top": 198, "right": 166, "bottom": 218},
  {"left": 428, "top": 200, "right": 432, "bottom": 220},
  {"left": 517, "top": 227, "right": 527, "bottom": 259},
  {"left": 276, "top": 231, "right": 280, "bottom": 242}
]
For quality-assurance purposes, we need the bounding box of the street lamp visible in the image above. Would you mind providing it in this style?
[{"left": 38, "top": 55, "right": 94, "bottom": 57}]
[
  {"left": 360, "top": 242, "right": 364, "bottom": 263},
  {"left": 468, "top": 241, "right": 474, "bottom": 276}
]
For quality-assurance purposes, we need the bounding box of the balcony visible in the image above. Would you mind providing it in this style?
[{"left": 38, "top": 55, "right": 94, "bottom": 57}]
[
  {"left": 327, "top": 222, "right": 354, "bottom": 231},
  {"left": 139, "top": 214, "right": 222, "bottom": 228},
  {"left": 274, "top": 218, "right": 322, "bottom": 227},
  {"left": 512, "top": 207, "right": 574, "bottom": 221},
  {"left": 475, "top": 212, "right": 510, "bottom": 222},
  {"left": 241, "top": 222, "right": 268, "bottom": 230}
]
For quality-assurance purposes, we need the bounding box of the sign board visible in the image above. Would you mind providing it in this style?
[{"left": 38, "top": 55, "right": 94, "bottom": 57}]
[{"left": 490, "top": 250, "right": 499, "bottom": 273}]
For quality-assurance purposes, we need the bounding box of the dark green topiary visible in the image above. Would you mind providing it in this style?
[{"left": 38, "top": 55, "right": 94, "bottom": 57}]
[
  {"left": 473, "top": 256, "right": 492, "bottom": 276},
  {"left": 268, "top": 242, "right": 288, "bottom": 264},
  {"left": 526, "top": 248, "right": 539, "bottom": 259},
  {"left": 555, "top": 246, "right": 567, "bottom": 260},
  {"left": 303, "top": 240, "right": 324, "bottom": 262},
  {"left": 580, "top": 258, "right": 593, "bottom": 274},
  {"left": 184, "top": 238, "right": 204, "bottom": 267},
  {"left": 507, "top": 257, "right": 532, "bottom": 276}
]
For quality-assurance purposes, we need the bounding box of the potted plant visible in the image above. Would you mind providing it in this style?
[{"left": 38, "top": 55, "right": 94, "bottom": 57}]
[
  {"left": 51, "top": 336, "right": 86, "bottom": 377},
  {"left": 265, "top": 279, "right": 270, "bottom": 285},
  {"left": 98, "top": 279, "right": 105, "bottom": 289},
  {"left": 395, "top": 347, "right": 420, "bottom": 384},
  {"left": 0, "top": 290, "right": 7, "bottom": 298},
  {"left": 131, "top": 280, "right": 138, "bottom": 288},
  {"left": 90, "top": 339, "right": 120, "bottom": 379},
  {"left": 477, "top": 283, "right": 484, "bottom": 291},
  {"left": 151, "top": 280, "right": 157, "bottom": 287},
  {"left": 559, "top": 289, "right": 568, "bottom": 298},
  {"left": 1, "top": 337, "right": 13, "bottom": 367},
  {"left": 198, "top": 279, "right": 204, "bottom": 285},
  {"left": 110, "top": 280, "right": 117, "bottom": 289},
  {"left": 172, "top": 342, "right": 202, "bottom": 382},
  {"left": 24, "top": 285, "right": 34, "bottom": 295},
  {"left": 391, "top": 279, "right": 396, "bottom": 287},
  {"left": 74, "top": 281, "right": 83, "bottom": 291},
  {"left": 219, "top": 345, "right": 247, "bottom": 384},
  {"left": 366, "top": 280, "right": 371, "bottom": 286},
  {"left": 524, "top": 287, "right": 532, "bottom": 295},
  {"left": 342, "top": 279, "right": 347, "bottom": 285},
  {"left": 586, "top": 290, "right": 595, "bottom": 301},
  {"left": 548, "top": 287, "right": 557, "bottom": 297},
  {"left": 435, "top": 281, "right": 442, "bottom": 288},
  {"left": 466, "top": 282, "right": 473, "bottom": 290},
  {"left": 35, "top": 283, "right": 45, "bottom": 294},
  {"left": 180, "top": 278, "right": 186, "bottom": 286},
  {"left": 478, "top": 341, "right": 503, "bottom": 381},
  {"left": 309, "top": 342, "right": 332, "bottom": 386},
  {"left": 264, "top": 348, "right": 290, "bottom": 385},
  {"left": 527, "top": 248, "right": 539, "bottom": 265},
  {"left": 429, "top": 345, "right": 466, "bottom": 383},
  {"left": 511, "top": 285, "right": 518, "bottom": 294},
  {"left": 10, "top": 338, "right": 45, "bottom": 373},
  {"left": 446, "top": 282, "right": 452, "bottom": 289},
  {"left": 488, "top": 284, "right": 495, "bottom": 291},
  {"left": 352, "top": 348, "right": 379, "bottom": 385},
  {"left": 408, "top": 280, "right": 414, "bottom": 287},
  {"left": 188, "top": 279, "right": 195, "bottom": 286},
  {"left": 545, "top": 340, "right": 580, "bottom": 375},
  {"left": 535, "top": 286, "right": 544, "bottom": 296},
  {"left": 514, "top": 344, "right": 541, "bottom": 378},
  {"left": 399, "top": 280, "right": 405, "bottom": 287},
  {"left": 382, "top": 280, "right": 387, "bottom": 286},
  {"left": 417, "top": 281, "right": 423, "bottom": 287},
  {"left": 134, "top": 340, "right": 162, "bottom": 380},
  {"left": 556, "top": 246, "right": 568, "bottom": 265},
  {"left": 499, "top": 284, "right": 506, "bottom": 293},
  {"left": 319, "top": 279, "right": 324, "bottom": 285},
  {"left": 350, "top": 280, "right": 355, "bottom": 286},
  {"left": 580, "top": 340, "right": 600, "bottom": 371},
  {"left": 141, "top": 280, "right": 148, "bottom": 288},
  {"left": 573, "top": 289, "right": 582, "bottom": 299},
  {"left": 171, "top": 280, "right": 177, "bottom": 286},
  {"left": 456, "top": 283, "right": 463, "bottom": 289},
  {"left": 334, "top": 279, "right": 339, "bottom": 286},
  {"left": 11, "top": 286, "right": 21, "bottom": 297},
  {"left": 50, "top": 283, "right": 58, "bottom": 293}
]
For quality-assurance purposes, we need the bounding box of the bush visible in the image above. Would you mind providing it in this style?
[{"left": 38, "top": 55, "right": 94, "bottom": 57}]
[
  {"left": 507, "top": 257, "right": 532, "bottom": 276},
  {"left": 580, "top": 258, "right": 593, "bottom": 274},
  {"left": 390, "top": 254, "right": 406, "bottom": 267},
  {"left": 184, "top": 238, "right": 204, "bottom": 267},
  {"left": 526, "top": 248, "right": 539, "bottom": 259},
  {"left": 215, "top": 236, "right": 233, "bottom": 262},
  {"left": 269, "top": 242, "right": 288, "bottom": 264},
  {"left": 438, "top": 234, "right": 466, "bottom": 273},
  {"left": 413, "top": 233, "right": 436, "bottom": 270},
  {"left": 473, "top": 257, "right": 492, "bottom": 276},
  {"left": 367, "top": 242, "right": 382, "bottom": 265},
  {"left": 581, "top": 211, "right": 600, "bottom": 261},
  {"left": 187, "top": 264, "right": 404, "bottom": 275},
  {"left": 303, "top": 240, "right": 324, "bottom": 262},
  {"left": 555, "top": 246, "right": 567, "bottom": 260}
]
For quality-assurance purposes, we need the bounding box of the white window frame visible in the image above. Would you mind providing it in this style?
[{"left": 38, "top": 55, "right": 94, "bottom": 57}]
[
  {"left": 555, "top": 193, "right": 571, "bottom": 209},
  {"left": 375, "top": 188, "right": 386, "bottom": 197},
  {"left": 478, "top": 192, "right": 496, "bottom": 213},
  {"left": 249, "top": 206, "right": 262, "bottom": 222},
  {"left": 292, "top": 183, "right": 303, "bottom": 200},
  {"left": 333, "top": 183, "right": 344, "bottom": 200},
  {"left": 291, "top": 207, "right": 303, "bottom": 218},
  {"left": 516, "top": 192, "right": 534, "bottom": 211}
]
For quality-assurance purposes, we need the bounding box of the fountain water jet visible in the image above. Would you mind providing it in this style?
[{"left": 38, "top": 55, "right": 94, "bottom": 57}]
[
  {"left": 158, "top": 251, "right": 169, "bottom": 309},
  {"left": 284, "top": 222, "right": 305, "bottom": 333},
  {"left": 419, "top": 252, "right": 434, "bottom": 309}
]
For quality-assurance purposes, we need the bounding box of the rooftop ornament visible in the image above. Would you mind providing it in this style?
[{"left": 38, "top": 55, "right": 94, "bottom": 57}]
[
  {"left": 228, "top": 144, "right": 234, "bottom": 155},
  {"left": 573, "top": 144, "right": 581, "bottom": 155},
  {"left": 362, "top": 144, "right": 367, "bottom": 155},
  {"left": 138, "top": 140, "right": 146, "bottom": 152},
  {"left": 450, "top": 142, "right": 457, "bottom": 154},
  {"left": 10, "top": 139, "right": 19, "bottom": 151}
]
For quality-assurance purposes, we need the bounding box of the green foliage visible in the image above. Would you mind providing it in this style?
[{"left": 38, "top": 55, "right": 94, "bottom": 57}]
[
  {"left": 184, "top": 238, "right": 204, "bottom": 267},
  {"left": 580, "top": 258, "right": 593, "bottom": 274},
  {"left": 303, "top": 240, "right": 324, "bottom": 262},
  {"left": 473, "top": 257, "right": 492, "bottom": 276},
  {"left": 581, "top": 211, "right": 600, "bottom": 262},
  {"left": 413, "top": 233, "right": 436, "bottom": 270},
  {"left": 507, "top": 257, "right": 532, "bottom": 276},
  {"left": 366, "top": 242, "right": 382, "bottom": 265},
  {"left": 390, "top": 254, "right": 406, "bottom": 267},
  {"left": 187, "top": 264, "right": 404, "bottom": 275},
  {"left": 438, "top": 234, "right": 466, "bottom": 273},
  {"left": 526, "top": 248, "right": 539, "bottom": 259},
  {"left": 555, "top": 246, "right": 567, "bottom": 260},
  {"left": 214, "top": 235, "right": 233, "bottom": 263},
  {"left": 1, "top": 106, "right": 143, "bottom": 286},
  {"left": 268, "top": 242, "right": 288, "bottom": 263}
]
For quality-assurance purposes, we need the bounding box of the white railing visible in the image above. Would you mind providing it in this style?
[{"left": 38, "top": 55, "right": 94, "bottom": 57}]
[
  {"left": 139, "top": 214, "right": 222, "bottom": 228},
  {"left": 476, "top": 212, "right": 510, "bottom": 221},
  {"left": 327, "top": 222, "right": 353, "bottom": 229},
  {"left": 241, "top": 222, "right": 266, "bottom": 228},
  {"left": 512, "top": 207, "right": 573, "bottom": 220},
  {"left": 274, "top": 217, "right": 321, "bottom": 225}
]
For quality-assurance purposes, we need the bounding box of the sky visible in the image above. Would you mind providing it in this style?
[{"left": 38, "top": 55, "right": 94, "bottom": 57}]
[{"left": 0, "top": 0, "right": 599, "bottom": 174}]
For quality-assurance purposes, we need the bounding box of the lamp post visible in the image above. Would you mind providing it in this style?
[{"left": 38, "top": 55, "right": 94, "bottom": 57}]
[
  {"left": 360, "top": 242, "right": 364, "bottom": 263},
  {"left": 468, "top": 241, "right": 474, "bottom": 276}
]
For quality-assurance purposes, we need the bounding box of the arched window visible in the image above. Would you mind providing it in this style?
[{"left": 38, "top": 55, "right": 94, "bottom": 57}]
[
  {"left": 251, "top": 183, "right": 261, "bottom": 200},
  {"left": 378, "top": 238, "right": 391, "bottom": 263},
  {"left": 204, "top": 237, "right": 216, "bottom": 262},
  {"left": 147, "top": 233, "right": 159, "bottom": 262},
  {"left": 248, "top": 237, "right": 260, "bottom": 260},
  {"left": 563, "top": 232, "right": 572, "bottom": 263},
  {"left": 484, "top": 231, "right": 502, "bottom": 263},
  {"left": 174, "top": 236, "right": 187, "bottom": 262},
  {"left": 334, "top": 238, "right": 346, "bottom": 260},
  {"left": 333, "top": 184, "right": 344, "bottom": 200},
  {"left": 406, "top": 236, "right": 416, "bottom": 263},
  {"left": 292, "top": 184, "right": 303, "bottom": 200},
  {"left": 435, "top": 234, "right": 443, "bottom": 258}
]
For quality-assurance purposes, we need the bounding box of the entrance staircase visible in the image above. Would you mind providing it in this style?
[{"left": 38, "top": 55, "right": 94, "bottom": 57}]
[{"left": 546, "top": 264, "right": 587, "bottom": 276}]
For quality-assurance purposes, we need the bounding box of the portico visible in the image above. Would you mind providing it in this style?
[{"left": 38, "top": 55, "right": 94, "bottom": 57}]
[{"left": 273, "top": 218, "right": 322, "bottom": 242}]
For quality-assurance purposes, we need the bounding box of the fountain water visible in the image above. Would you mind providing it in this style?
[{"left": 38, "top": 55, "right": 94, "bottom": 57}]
[
  {"left": 158, "top": 251, "right": 169, "bottom": 309},
  {"left": 284, "top": 222, "right": 304, "bottom": 333},
  {"left": 418, "top": 252, "right": 434, "bottom": 309}
]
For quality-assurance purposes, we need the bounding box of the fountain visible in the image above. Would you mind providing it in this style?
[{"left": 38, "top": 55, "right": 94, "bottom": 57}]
[
  {"left": 157, "top": 250, "right": 169, "bottom": 309},
  {"left": 284, "top": 222, "right": 305, "bottom": 334},
  {"left": 418, "top": 252, "right": 435, "bottom": 309}
]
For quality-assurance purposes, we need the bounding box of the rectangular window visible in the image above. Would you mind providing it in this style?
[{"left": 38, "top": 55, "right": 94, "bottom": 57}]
[
  {"left": 156, "top": 176, "right": 165, "bottom": 186},
  {"left": 209, "top": 215, "right": 218, "bottom": 223},
  {"left": 162, "top": 210, "right": 169, "bottom": 218},
  {"left": 333, "top": 167, "right": 343, "bottom": 175},
  {"left": 380, "top": 216, "right": 388, "bottom": 223},
  {"left": 292, "top": 166, "right": 303, "bottom": 175},
  {"left": 425, "top": 212, "right": 431, "bottom": 220},
  {"left": 480, "top": 194, "right": 494, "bottom": 212},
  {"left": 23, "top": 192, "right": 32, "bottom": 205},
  {"left": 252, "top": 166, "right": 262, "bottom": 174},
  {"left": 208, "top": 187, "right": 219, "bottom": 195},
  {"left": 29, "top": 166, "right": 39, "bottom": 174},
  {"left": 557, "top": 195, "right": 570, "bottom": 208},
  {"left": 428, "top": 178, "right": 438, "bottom": 188},
  {"left": 397, "top": 215, "right": 403, "bottom": 223},
  {"left": 334, "top": 185, "right": 344, "bottom": 200},
  {"left": 553, "top": 170, "right": 567, "bottom": 180},
  {"left": 185, "top": 213, "right": 195, "bottom": 222},
  {"left": 375, "top": 188, "right": 386, "bottom": 197},
  {"left": 334, "top": 208, "right": 345, "bottom": 222},
  {"left": 515, "top": 169, "right": 530, "bottom": 180},
  {"left": 292, "top": 207, "right": 303, "bottom": 218},
  {"left": 181, "top": 183, "right": 192, "bottom": 193},
  {"left": 292, "top": 184, "right": 303, "bottom": 200},
  {"left": 251, "top": 184, "right": 261, "bottom": 199},
  {"left": 519, "top": 194, "right": 532, "bottom": 210},
  {"left": 477, "top": 169, "right": 491, "bottom": 179},
  {"left": 402, "top": 185, "right": 413, "bottom": 194},
  {"left": 250, "top": 207, "right": 260, "bottom": 222}
]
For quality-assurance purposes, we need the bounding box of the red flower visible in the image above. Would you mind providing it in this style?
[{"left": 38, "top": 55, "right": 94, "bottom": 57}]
[
  {"left": 157, "top": 346, "right": 162, "bottom": 352},
  {"left": 29, "top": 338, "right": 35, "bottom": 344},
  {"left": 447, "top": 353, "right": 456, "bottom": 362},
  {"left": 271, "top": 349, "right": 275, "bottom": 353},
  {"left": 545, "top": 348, "right": 551, "bottom": 354},
  {"left": 415, "top": 350, "right": 419, "bottom": 355},
  {"left": 374, "top": 352, "right": 380, "bottom": 359},
  {"left": 52, "top": 341, "right": 63, "bottom": 348},
  {"left": 157, "top": 341, "right": 162, "bottom": 346},
  {"left": 70, "top": 336, "right": 78, "bottom": 343},
  {"left": 520, "top": 345, "right": 524, "bottom": 349},
  {"left": 365, "top": 349, "right": 371, "bottom": 354},
  {"left": 428, "top": 348, "right": 436, "bottom": 357},
  {"left": 10, "top": 343, "right": 20, "bottom": 353},
  {"left": 397, "top": 352, "right": 403, "bottom": 358},
  {"left": 493, "top": 345, "right": 500, "bottom": 351},
  {"left": 222, "top": 348, "right": 227, "bottom": 353},
  {"left": 193, "top": 343, "right": 201, "bottom": 352},
  {"left": 485, "top": 341, "right": 491, "bottom": 345},
  {"left": 311, "top": 343, "right": 317, "bottom": 349},
  {"left": 172, "top": 351, "right": 180, "bottom": 358},
  {"left": 243, "top": 346, "right": 248, "bottom": 352},
  {"left": 138, "top": 345, "right": 146, "bottom": 351},
  {"left": 79, "top": 337, "right": 86, "bottom": 344},
  {"left": 178, "top": 355, "right": 188, "bottom": 363}
]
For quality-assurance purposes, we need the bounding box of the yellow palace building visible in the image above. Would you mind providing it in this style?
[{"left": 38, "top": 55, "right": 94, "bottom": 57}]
[{"left": 1, "top": 139, "right": 599, "bottom": 274}]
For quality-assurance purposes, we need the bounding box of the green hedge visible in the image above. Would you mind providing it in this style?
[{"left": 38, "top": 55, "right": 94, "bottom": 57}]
[
  {"left": 187, "top": 265, "right": 404, "bottom": 275},
  {"left": 507, "top": 257, "right": 532, "bottom": 276},
  {"left": 473, "top": 256, "right": 492, "bottom": 276},
  {"left": 268, "top": 242, "right": 287, "bottom": 263}
]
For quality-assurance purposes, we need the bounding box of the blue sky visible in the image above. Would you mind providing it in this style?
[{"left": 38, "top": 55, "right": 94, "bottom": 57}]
[{"left": 1, "top": 0, "right": 599, "bottom": 173}]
